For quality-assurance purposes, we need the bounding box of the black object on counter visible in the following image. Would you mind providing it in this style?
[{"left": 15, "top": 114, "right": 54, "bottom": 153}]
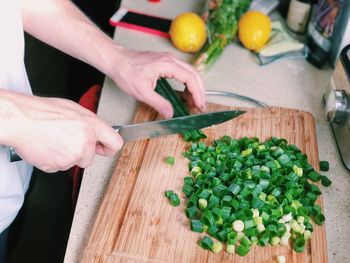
[{"left": 306, "top": 0, "right": 349, "bottom": 68}]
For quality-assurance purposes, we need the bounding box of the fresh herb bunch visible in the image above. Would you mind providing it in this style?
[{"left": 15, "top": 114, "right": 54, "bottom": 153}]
[
  {"left": 193, "top": 0, "right": 252, "bottom": 72},
  {"left": 180, "top": 136, "right": 331, "bottom": 256}
]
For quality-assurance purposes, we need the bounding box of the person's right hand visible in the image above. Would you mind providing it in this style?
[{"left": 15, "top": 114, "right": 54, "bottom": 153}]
[
  {"left": 2, "top": 91, "right": 123, "bottom": 173},
  {"left": 104, "top": 47, "right": 206, "bottom": 119}
]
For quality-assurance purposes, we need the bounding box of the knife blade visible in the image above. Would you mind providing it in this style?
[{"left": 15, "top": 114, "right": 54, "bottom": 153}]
[
  {"left": 114, "top": 110, "right": 245, "bottom": 142},
  {"left": 8, "top": 110, "right": 245, "bottom": 162}
]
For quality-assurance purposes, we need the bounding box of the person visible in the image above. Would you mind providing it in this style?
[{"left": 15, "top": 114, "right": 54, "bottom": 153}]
[{"left": 0, "top": 0, "right": 206, "bottom": 262}]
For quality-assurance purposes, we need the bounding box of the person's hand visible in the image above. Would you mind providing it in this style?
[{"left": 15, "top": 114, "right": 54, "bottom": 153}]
[
  {"left": 107, "top": 47, "right": 206, "bottom": 118},
  {"left": 4, "top": 92, "right": 122, "bottom": 172}
]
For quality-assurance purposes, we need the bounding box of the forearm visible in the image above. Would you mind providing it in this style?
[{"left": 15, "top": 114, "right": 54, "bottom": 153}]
[
  {"left": 20, "top": 0, "right": 120, "bottom": 77},
  {"left": 20, "top": 0, "right": 206, "bottom": 116},
  {"left": 0, "top": 89, "right": 25, "bottom": 146}
]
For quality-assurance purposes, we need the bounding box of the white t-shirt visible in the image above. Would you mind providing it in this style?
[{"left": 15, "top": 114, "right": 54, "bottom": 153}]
[{"left": 0, "top": 0, "right": 34, "bottom": 233}]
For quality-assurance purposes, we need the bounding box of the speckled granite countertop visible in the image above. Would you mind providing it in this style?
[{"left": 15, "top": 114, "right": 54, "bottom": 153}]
[{"left": 64, "top": 1, "right": 350, "bottom": 262}]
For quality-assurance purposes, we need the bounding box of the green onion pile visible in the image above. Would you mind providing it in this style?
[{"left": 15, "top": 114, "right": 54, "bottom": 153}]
[{"left": 171, "top": 136, "right": 331, "bottom": 256}]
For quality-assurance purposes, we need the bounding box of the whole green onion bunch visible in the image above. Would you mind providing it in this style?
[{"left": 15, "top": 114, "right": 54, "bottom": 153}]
[
  {"left": 193, "top": 0, "right": 252, "bottom": 72},
  {"left": 155, "top": 78, "right": 207, "bottom": 142},
  {"left": 181, "top": 136, "right": 331, "bottom": 256}
]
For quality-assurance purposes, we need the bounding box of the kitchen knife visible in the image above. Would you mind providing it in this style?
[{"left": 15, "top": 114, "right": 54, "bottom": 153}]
[{"left": 8, "top": 110, "right": 245, "bottom": 162}]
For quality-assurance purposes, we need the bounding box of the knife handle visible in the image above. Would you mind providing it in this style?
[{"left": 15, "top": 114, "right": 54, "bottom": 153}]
[
  {"left": 8, "top": 147, "right": 21, "bottom": 162},
  {"left": 9, "top": 126, "right": 123, "bottom": 162}
]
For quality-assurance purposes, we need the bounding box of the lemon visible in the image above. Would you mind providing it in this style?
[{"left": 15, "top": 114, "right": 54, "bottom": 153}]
[
  {"left": 238, "top": 11, "right": 271, "bottom": 51},
  {"left": 170, "top": 12, "right": 207, "bottom": 53}
]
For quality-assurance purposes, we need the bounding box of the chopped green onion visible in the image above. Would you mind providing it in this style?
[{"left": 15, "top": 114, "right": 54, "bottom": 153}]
[
  {"left": 190, "top": 220, "right": 204, "bottom": 233},
  {"left": 251, "top": 208, "right": 259, "bottom": 218},
  {"left": 282, "top": 213, "right": 293, "bottom": 222},
  {"left": 240, "top": 236, "right": 252, "bottom": 247},
  {"left": 241, "top": 148, "right": 252, "bottom": 157},
  {"left": 201, "top": 209, "right": 215, "bottom": 227},
  {"left": 226, "top": 244, "right": 235, "bottom": 254},
  {"left": 261, "top": 211, "right": 270, "bottom": 222},
  {"left": 244, "top": 219, "right": 255, "bottom": 229},
  {"left": 216, "top": 229, "right": 228, "bottom": 241},
  {"left": 165, "top": 156, "right": 175, "bottom": 166},
  {"left": 198, "top": 198, "right": 208, "bottom": 210},
  {"left": 245, "top": 227, "right": 258, "bottom": 237},
  {"left": 270, "top": 236, "right": 280, "bottom": 246},
  {"left": 257, "top": 224, "right": 265, "bottom": 233},
  {"left": 211, "top": 241, "right": 223, "bottom": 254},
  {"left": 228, "top": 183, "right": 241, "bottom": 195},
  {"left": 276, "top": 224, "right": 287, "bottom": 237},
  {"left": 297, "top": 216, "right": 305, "bottom": 225},
  {"left": 185, "top": 206, "right": 198, "bottom": 219},
  {"left": 304, "top": 230, "right": 312, "bottom": 240},
  {"left": 321, "top": 175, "right": 332, "bottom": 187},
  {"left": 277, "top": 255, "right": 286, "bottom": 263},
  {"left": 293, "top": 237, "right": 306, "bottom": 252},
  {"left": 233, "top": 220, "right": 245, "bottom": 232},
  {"left": 182, "top": 187, "right": 194, "bottom": 199},
  {"left": 253, "top": 216, "right": 263, "bottom": 225},
  {"left": 164, "top": 190, "right": 173, "bottom": 198},
  {"left": 250, "top": 236, "right": 258, "bottom": 245},
  {"left": 290, "top": 220, "right": 302, "bottom": 233},
  {"left": 314, "top": 213, "right": 325, "bottom": 225},
  {"left": 293, "top": 165, "right": 303, "bottom": 177},
  {"left": 236, "top": 244, "right": 250, "bottom": 256},
  {"left": 319, "top": 161, "right": 329, "bottom": 171},
  {"left": 203, "top": 225, "right": 208, "bottom": 232},
  {"left": 277, "top": 154, "right": 291, "bottom": 166},
  {"left": 165, "top": 191, "right": 180, "bottom": 207},
  {"left": 227, "top": 232, "right": 238, "bottom": 245},
  {"left": 280, "top": 236, "right": 289, "bottom": 246},
  {"left": 258, "top": 233, "right": 270, "bottom": 246},
  {"left": 191, "top": 166, "right": 202, "bottom": 176},
  {"left": 198, "top": 189, "right": 211, "bottom": 200},
  {"left": 200, "top": 236, "right": 214, "bottom": 250},
  {"left": 236, "top": 231, "right": 245, "bottom": 240},
  {"left": 307, "top": 171, "right": 321, "bottom": 182}
]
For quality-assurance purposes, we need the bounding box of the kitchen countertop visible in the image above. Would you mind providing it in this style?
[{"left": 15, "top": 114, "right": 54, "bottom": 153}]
[{"left": 64, "top": 1, "right": 350, "bottom": 262}]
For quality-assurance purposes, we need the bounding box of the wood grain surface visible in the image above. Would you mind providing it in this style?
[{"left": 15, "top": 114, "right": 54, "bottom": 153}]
[{"left": 82, "top": 103, "right": 328, "bottom": 263}]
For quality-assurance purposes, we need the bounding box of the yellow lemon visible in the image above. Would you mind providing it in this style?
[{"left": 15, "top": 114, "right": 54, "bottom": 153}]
[
  {"left": 238, "top": 11, "right": 271, "bottom": 51},
  {"left": 170, "top": 12, "right": 207, "bottom": 53}
]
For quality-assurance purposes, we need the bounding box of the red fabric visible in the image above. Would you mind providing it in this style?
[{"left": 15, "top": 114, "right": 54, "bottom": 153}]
[
  {"left": 78, "top": 84, "right": 102, "bottom": 113},
  {"left": 70, "top": 84, "right": 102, "bottom": 209}
]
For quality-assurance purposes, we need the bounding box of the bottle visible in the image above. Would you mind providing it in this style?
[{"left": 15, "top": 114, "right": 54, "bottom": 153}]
[{"left": 286, "top": 0, "right": 312, "bottom": 33}]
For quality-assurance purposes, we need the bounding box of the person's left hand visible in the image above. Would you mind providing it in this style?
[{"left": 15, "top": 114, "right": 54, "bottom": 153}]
[{"left": 106, "top": 47, "right": 206, "bottom": 118}]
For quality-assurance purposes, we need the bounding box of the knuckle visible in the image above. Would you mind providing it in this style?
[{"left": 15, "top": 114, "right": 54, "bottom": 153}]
[{"left": 67, "top": 145, "right": 85, "bottom": 163}]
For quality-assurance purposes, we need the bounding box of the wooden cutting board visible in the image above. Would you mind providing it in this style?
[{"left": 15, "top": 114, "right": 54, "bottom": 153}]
[{"left": 82, "top": 103, "right": 328, "bottom": 263}]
